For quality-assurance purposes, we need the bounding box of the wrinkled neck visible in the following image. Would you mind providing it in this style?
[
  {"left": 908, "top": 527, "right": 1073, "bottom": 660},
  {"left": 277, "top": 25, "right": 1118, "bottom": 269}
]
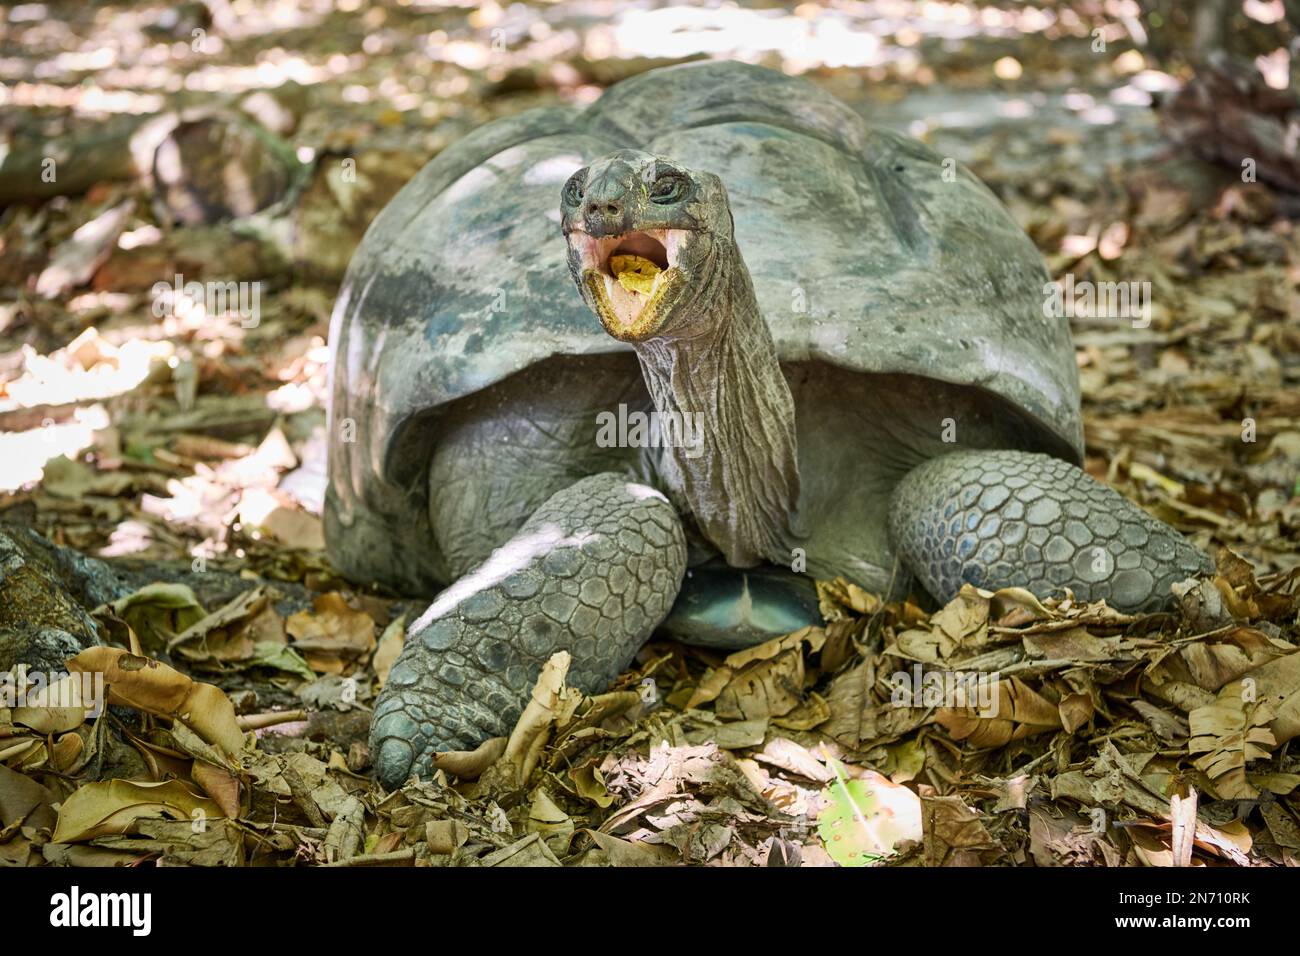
[{"left": 633, "top": 246, "right": 801, "bottom": 567}]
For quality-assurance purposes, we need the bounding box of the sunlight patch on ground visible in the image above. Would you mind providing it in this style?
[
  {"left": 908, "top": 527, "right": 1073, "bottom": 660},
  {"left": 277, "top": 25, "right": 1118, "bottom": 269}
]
[
  {"left": 577, "top": 0, "right": 1077, "bottom": 72},
  {"left": 0, "top": 404, "right": 108, "bottom": 492},
  {"left": 97, "top": 519, "right": 156, "bottom": 558},
  {"left": 268, "top": 338, "right": 329, "bottom": 414},
  {"left": 2, "top": 330, "right": 172, "bottom": 408}
]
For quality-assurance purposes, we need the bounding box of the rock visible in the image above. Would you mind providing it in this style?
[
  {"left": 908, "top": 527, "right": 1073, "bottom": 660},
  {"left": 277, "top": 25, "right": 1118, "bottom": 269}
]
[
  {"left": 103, "top": 557, "right": 321, "bottom": 619},
  {"left": 0, "top": 525, "right": 124, "bottom": 671},
  {"left": 0, "top": 627, "right": 86, "bottom": 675},
  {"left": 239, "top": 81, "right": 311, "bottom": 137},
  {"left": 152, "top": 113, "right": 302, "bottom": 225}
]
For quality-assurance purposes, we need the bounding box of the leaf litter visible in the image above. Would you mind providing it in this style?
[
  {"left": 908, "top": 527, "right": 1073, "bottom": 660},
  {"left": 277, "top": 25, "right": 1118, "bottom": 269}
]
[
  {"left": 1, "top": 0, "right": 1298, "bottom": 869},
  {"left": 0, "top": 544, "right": 1295, "bottom": 867}
]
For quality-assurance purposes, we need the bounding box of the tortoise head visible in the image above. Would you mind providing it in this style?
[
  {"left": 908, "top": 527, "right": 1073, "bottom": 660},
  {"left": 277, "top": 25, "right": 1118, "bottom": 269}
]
[{"left": 560, "top": 149, "right": 733, "bottom": 343}]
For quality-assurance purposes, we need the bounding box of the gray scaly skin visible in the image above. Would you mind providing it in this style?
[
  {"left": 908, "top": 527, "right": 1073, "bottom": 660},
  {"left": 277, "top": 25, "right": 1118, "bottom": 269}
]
[
  {"left": 890, "top": 450, "right": 1210, "bottom": 613},
  {"left": 365, "top": 142, "right": 1210, "bottom": 789},
  {"left": 371, "top": 473, "right": 685, "bottom": 787}
]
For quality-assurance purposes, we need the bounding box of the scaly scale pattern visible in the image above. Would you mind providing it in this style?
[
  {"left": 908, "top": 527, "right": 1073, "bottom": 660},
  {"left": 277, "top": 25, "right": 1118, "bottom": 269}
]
[
  {"left": 890, "top": 450, "right": 1210, "bottom": 613},
  {"left": 371, "top": 472, "right": 686, "bottom": 788}
]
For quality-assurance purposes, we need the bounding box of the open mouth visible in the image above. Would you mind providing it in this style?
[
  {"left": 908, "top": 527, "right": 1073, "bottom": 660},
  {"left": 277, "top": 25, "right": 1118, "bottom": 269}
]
[{"left": 569, "top": 228, "right": 688, "bottom": 340}]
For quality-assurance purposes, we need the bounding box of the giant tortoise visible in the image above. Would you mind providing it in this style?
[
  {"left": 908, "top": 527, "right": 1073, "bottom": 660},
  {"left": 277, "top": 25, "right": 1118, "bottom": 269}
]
[{"left": 324, "top": 61, "right": 1208, "bottom": 788}]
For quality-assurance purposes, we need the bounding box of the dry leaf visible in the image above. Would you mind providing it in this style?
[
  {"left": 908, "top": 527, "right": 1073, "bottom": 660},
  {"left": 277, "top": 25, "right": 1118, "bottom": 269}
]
[
  {"left": 53, "top": 779, "right": 222, "bottom": 843},
  {"left": 67, "top": 647, "right": 245, "bottom": 764}
]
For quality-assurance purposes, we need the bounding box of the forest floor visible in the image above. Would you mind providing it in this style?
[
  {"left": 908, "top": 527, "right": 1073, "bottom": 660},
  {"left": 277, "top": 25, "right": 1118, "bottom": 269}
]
[{"left": 1, "top": 0, "right": 1298, "bottom": 867}]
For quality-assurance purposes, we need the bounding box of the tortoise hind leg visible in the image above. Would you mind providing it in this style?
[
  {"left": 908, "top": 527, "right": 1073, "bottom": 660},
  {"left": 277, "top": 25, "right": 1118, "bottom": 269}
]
[
  {"left": 370, "top": 472, "right": 686, "bottom": 789},
  {"left": 889, "top": 450, "right": 1210, "bottom": 613},
  {"left": 323, "top": 494, "right": 442, "bottom": 597}
]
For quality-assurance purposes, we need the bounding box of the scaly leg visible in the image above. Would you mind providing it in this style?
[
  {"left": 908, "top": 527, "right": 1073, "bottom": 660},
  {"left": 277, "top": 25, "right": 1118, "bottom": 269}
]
[
  {"left": 370, "top": 473, "right": 687, "bottom": 788},
  {"left": 890, "top": 450, "right": 1210, "bottom": 613}
]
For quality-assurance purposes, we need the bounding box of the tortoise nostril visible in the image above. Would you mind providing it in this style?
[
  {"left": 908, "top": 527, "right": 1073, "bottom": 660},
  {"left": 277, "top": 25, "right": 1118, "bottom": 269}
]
[{"left": 585, "top": 199, "right": 622, "bottom": 219}]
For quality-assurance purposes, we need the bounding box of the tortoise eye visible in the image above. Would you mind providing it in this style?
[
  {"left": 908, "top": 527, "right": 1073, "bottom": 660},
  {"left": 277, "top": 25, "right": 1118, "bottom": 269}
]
[
  {"left": 650, "top": 170, "right": 688, "bottom": 204},
  {"left": 562, "top": 173, "right": 585, "bottom": 206}
]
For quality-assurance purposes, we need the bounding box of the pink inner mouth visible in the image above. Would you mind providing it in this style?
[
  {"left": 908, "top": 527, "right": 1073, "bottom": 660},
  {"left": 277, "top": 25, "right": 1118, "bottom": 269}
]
[
  {"left": 570, "top": 228, "right": 683, "bottom": 276},
  {"left": 569, "top": 228, "right": 688, "bottom": 332},
  {"left": 605, "top": 232, "right": 669, "bottom": 270}
]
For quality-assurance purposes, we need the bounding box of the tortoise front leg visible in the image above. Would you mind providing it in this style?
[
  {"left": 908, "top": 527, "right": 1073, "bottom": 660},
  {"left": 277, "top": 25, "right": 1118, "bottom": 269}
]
[
  {"left": 889, "top": 450, "right": 1210, "bottom": 613},
  {"left": 371, "top": 473, "right": 686, "bottom": 789}
]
